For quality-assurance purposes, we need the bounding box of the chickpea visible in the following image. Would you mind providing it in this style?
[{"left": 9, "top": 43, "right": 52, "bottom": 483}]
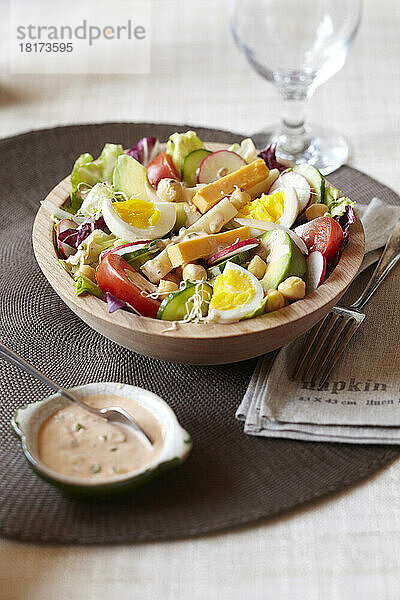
[
  {"left": 157, "top": 178, "right": 183, "bottom": 202},
  {"left": 278, "top": 276, "right": 306, "bottom": 301},
  {"left": 247, "top": 255, "right": 267, "bottom": 280},
  {"left": 230, "top": 188, "right": 251, "bottom": 210},
  {"left": 77, "top": 264, "right": 96, "bottom": 282},
  {"left": 182, "top": 263, "right": 207, "bottom": 282},
  {"left": 157, "top": 279, "right": 179, "bottom": 296},
  {"left": 264, "top": 289, "right": 286, "bottom": 313},
  {"left": 305, "top": 203, "right": 329, "bottom": 221}
]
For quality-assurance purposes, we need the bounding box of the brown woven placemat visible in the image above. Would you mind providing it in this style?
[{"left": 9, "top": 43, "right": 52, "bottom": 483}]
[{"left": 0, "top": 122, "right": 399, "bottom": 544}]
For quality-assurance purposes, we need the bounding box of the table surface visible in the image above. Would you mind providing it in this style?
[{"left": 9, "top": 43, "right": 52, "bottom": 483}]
[{"left": 1, "top": 1, "right": 400, "bottom": 598}]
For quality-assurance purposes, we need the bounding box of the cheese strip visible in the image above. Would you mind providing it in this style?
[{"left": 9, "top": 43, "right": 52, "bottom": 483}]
[
  {"left": 188, "top": 197, "right": 237, "bottom": 234},
  {"left": 140, "top": 248, "right": 174, "bottom": 284},
  {"left": 141, "top": 198, "right": 240, "bottom": 283},
  {"left": 246, "top": 168, "right": 280, "bottom": 200},
  {"left": 167, "top": 226, "right": 250, "bottom": 268},
  {"left": 192, "top": 159, "right": 270, "bottom": 214}
]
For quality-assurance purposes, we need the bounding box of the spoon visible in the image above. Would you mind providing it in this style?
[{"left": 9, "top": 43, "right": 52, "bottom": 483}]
[{"left": 0, "top": 343, "right": 153, "bottom": 445}]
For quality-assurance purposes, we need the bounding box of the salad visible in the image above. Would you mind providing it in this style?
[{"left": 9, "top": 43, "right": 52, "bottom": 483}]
[{"left": 44, "top": 131, "right": 356, "bottom": 325}]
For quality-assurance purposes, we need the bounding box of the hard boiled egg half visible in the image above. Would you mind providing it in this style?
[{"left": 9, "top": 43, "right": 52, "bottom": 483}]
[
  {"left": 237, "top": 187, "right": 299, "bottom": 228},
  {"left": 102, "top": 196, "right": 176, "bottom": 241},
  {"left": 208, "top": 262, "right": 264, "bottom": 323}
]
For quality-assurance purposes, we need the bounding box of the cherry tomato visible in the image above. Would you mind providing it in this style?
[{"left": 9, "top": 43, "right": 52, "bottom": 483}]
[
  {"left": 300, "top": 216, "right": 343, "bottom": 261},
  {"left": 146, "top": 152, "right": 180, "bottom": 188},
  {"left": 96, "top": 253, "right": 160, "bottom": 318}
]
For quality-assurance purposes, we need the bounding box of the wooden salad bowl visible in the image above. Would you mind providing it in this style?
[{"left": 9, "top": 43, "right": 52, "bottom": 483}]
[{"left": 32, "top": 143, "right": 365, "bottom": 365}]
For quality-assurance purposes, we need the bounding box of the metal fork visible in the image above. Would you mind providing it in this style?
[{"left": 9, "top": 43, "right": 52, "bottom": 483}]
[
  {"left": 0, "top": 343, "right": 154, "bottom": 445},
  {"left": 292, "top": 220, "right": 400, "bottom": 389}
]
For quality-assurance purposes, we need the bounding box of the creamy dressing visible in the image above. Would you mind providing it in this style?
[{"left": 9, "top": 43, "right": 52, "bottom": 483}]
[{"left": 38, "top": 394, "right": 165, "bottom": 480}]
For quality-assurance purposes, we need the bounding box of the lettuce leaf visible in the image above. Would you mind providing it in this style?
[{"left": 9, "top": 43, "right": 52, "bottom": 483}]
[
  {"left": 166, "top": 131, "right": 204, "bottom": 173},
  {"left": 69, "top": 153, "right": 101, "bottom": 213},
  {"left": 73, "top": 275, "right": 102, "bottom": 298},
  {"left": 324, "top": 185, "right": 355, "bottom": 217},
  {"left": 78, "top": 183, "right": 114, "bottom": 218},
  {"left": 97, "top": 143, "right": 124, "bottom": 183},
  {"left": 228, "top": 138, "right": 258, "bottom": 163},
  {"left": 69, "top": 144, "right": 123, "bottom": 212},
  {"left": 64, "top": 229, "right": 116, "bottom": 277}
]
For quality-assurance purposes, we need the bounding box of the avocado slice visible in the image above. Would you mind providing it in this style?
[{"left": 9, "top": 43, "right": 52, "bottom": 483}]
[
  {"left": 258, "top": 230, "right": 306, "bottom": 292},
  {"left": 113, "top": 154, "right": 148, "bottom": 199}
]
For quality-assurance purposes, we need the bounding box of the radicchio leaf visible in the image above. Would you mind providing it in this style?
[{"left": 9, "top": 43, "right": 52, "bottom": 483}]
[
  {"left": 58, "top": 215, "right": 106, "bottom": 249},
  {"left": 102, "top": 292, "right": 141, "bottom": 315},
  {"left": 258, "top": 143, "right": 287, "bottom": 173},
  {"left": 126, "top": 137, "right": 160, "bottom": 166},
  {"left": 102, "top": 292, "right": 129, "bottom": 314},
  {"left": 335, "top": 204, "right": 356, "bottom": 257}
]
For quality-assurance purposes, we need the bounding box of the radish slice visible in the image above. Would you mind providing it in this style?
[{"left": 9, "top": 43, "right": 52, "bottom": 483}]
[
  {"left": 197, "top": 150, "right": 246, "bottom": 184},
  {"left": 56, "top": 219, "right": 78, "bottom": 259},
  {"left": 306, "top": 251, "right": 326, "bottom": 292},
  {"left": 234, "top": 218, "right": 309, "bottom": 256},
  {"left": 57, "top": 218, "right": 78, "bottom": 233},
  {"left": 207, "top": 238, "right": 260, "bottom": 266},
  {"left": 269, "top": 170, "right": 311, "bottom": 214},
  {"left": 58, "top": 241, "right": 76, "bottom": 259}
]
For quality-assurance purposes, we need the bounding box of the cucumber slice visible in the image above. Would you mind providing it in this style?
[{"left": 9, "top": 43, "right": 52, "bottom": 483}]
[
  {"left": 207, "top": 249, "right": 252, "bottom": 278},
  {"left": 293, "top": 164, "right": 325, "bottom": 204},
  {"left": 259, "top": 229, "right": 306, "bottom": 292},
  {"left": 124, "top": 241, "right": 162, "bottom": 270},
  {"left": 157, "top": 281, "right": 213, "bottom": 321},
  {"left": 181, "top": 149, "right": 211, "bottom": 187}
]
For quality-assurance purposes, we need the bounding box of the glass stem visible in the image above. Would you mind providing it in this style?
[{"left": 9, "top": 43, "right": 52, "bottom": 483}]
[{"left": 278, "top": 88, "right": 311, "bottom": 156}]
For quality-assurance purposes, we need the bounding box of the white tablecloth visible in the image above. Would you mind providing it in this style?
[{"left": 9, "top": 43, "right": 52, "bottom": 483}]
[{"left": 1, "top": 1, "right": 400, "bottom": 598}]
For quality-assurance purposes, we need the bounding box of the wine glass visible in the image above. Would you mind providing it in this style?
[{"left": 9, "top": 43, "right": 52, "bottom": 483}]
[{"left": 230, "top": 0, "right": 363, "bottom": 174}]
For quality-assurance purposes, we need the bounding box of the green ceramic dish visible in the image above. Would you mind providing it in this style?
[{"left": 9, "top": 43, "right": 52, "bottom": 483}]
[{"left": 11, "top": 382, "right": 192, "bottom": 497}]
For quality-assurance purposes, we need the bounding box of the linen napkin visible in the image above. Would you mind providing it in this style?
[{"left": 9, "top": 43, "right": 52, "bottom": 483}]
[{"left": 237, "top": 198, "right": 400, "bottom": 444}]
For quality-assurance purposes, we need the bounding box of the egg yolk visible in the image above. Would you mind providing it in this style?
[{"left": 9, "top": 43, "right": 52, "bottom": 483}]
[
  {"left": 210, "top": 269, "right": 255, "bottom": 311},
  {"left": 113, "top": 198, "right": 160, "bottom": 229},
  {"left": 237, "top": 190, "right": 285, "bottom": 222}
]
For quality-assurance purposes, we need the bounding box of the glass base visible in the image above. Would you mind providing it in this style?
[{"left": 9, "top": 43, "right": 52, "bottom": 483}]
[{"left": 251, "top": 125, "right": 349, "bottom": 176}]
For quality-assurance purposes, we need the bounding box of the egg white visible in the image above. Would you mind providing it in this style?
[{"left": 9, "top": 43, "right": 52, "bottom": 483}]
[
  {"left": 208, "top": 262, "right": 264, "bottom": 323},
  {"left": 275, "top": 186, "right": 300, "bottom": 228},
  {"left": 102, "top": 196, "right": 176, "bottom": 241}
]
